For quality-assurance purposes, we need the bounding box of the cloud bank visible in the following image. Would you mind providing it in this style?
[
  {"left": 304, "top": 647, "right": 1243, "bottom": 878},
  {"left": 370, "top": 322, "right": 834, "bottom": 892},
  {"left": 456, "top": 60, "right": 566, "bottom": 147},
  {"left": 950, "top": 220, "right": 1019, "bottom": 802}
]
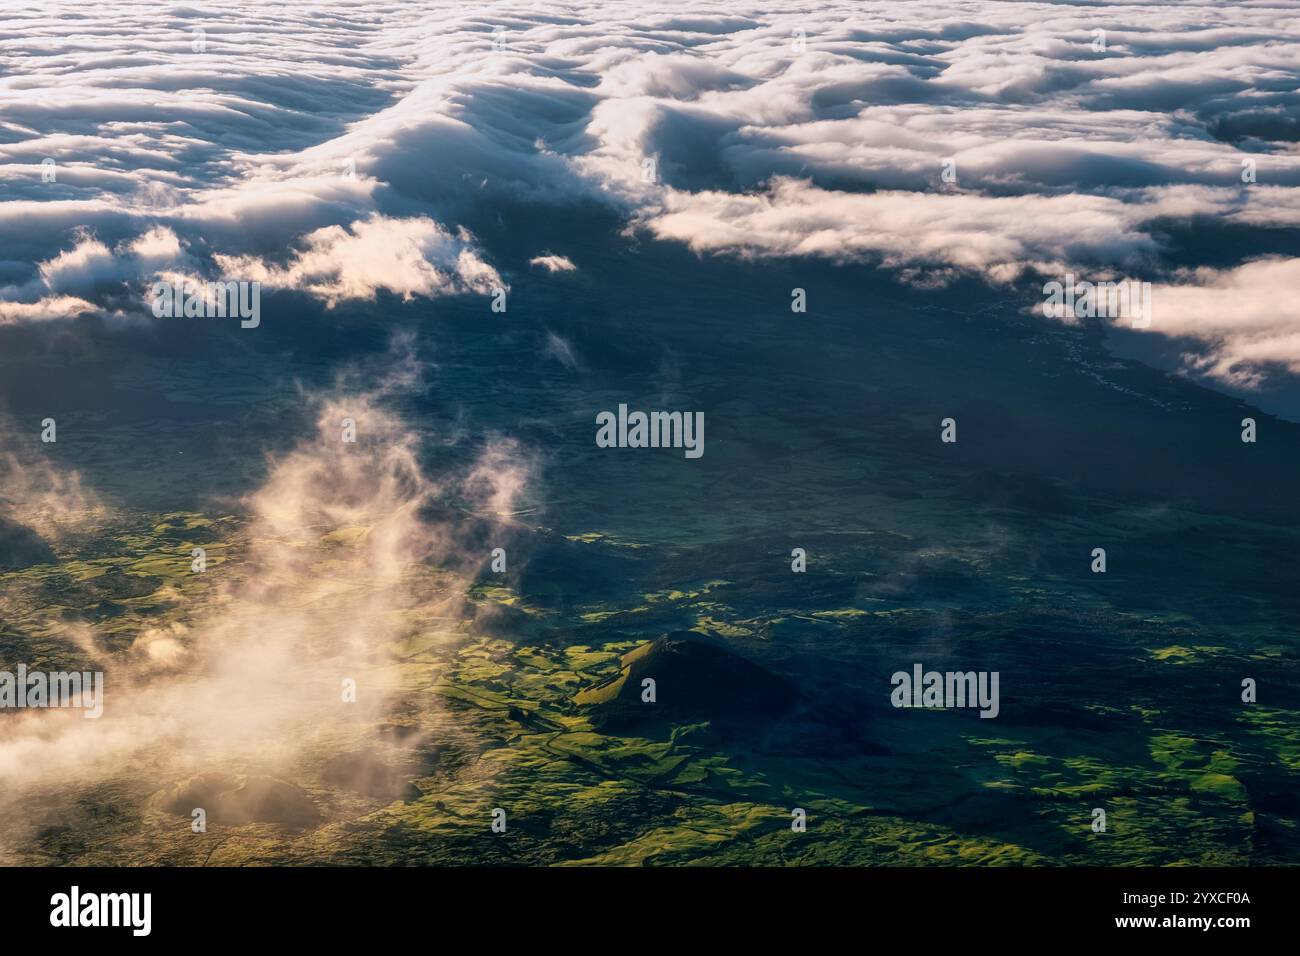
[{"left": 2, "top": 2, "right": 1299, "bottom": 378}]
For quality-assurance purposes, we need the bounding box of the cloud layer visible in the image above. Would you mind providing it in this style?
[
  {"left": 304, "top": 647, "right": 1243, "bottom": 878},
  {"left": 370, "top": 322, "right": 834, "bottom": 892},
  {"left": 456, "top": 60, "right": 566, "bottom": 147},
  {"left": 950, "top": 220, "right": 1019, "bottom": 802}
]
[{"left": 2, "top": 2, "right": 1299, "bottom": 378}]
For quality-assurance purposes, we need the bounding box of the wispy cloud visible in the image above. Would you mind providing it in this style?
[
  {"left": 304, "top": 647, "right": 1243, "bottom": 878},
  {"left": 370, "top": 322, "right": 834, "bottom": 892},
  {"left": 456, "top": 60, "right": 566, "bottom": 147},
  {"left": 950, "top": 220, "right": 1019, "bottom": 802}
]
[{"left": 0, "top": 352, "right": 533, "bottom": 846}]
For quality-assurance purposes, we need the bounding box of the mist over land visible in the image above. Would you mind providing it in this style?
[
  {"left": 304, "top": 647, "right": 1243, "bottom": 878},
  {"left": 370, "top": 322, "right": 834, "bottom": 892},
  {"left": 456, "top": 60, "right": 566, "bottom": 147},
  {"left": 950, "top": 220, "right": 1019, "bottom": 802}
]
[{"left": 1, "top": 1, "right": 1298, "bottom": 865}]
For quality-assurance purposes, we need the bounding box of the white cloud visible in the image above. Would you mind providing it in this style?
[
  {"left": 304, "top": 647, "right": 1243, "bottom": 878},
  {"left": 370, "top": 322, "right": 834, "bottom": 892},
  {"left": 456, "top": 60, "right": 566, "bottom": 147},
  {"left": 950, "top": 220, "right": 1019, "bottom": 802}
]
[
  {"left": 529, "top": 253, "right": 577, "bottom": 273},
  {"left": 215, "top": 214, "right": 503, "bottom": 306},
  {"left": 645, "top": 176, "right": 1166, "bottom": 277},
  {"left": 1144, "top": 258, "right": 1300, "bottom": 386},
  {"left": 0, "top": 294, "right": 97, "bottom": 325},
  {"left": 1, "top": 1, "right": 1299, "bottom": 379}
]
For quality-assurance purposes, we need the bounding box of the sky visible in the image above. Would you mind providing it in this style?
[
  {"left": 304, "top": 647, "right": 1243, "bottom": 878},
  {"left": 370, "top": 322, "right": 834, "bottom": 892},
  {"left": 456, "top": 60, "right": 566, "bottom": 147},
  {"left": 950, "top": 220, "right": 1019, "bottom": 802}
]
[{"left": 1, "top": 0, "right": 1299, "bottom": 387}]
